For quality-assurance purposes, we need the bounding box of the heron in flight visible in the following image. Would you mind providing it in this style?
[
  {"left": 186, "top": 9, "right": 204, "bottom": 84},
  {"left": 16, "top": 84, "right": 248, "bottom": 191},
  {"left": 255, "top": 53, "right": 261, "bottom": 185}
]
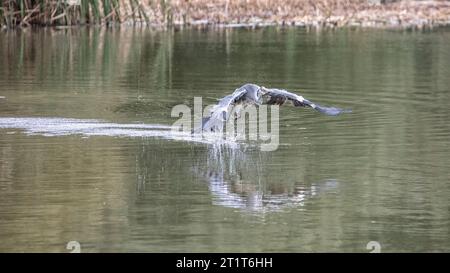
[{"left": 200, "top": 83, "right": 350, "bottom": 132}]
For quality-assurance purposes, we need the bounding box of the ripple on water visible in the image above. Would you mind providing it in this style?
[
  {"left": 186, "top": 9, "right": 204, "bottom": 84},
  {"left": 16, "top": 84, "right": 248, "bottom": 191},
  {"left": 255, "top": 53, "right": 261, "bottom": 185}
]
[{"left": 0, "top": 117, "right": 246, "bottom": 148}]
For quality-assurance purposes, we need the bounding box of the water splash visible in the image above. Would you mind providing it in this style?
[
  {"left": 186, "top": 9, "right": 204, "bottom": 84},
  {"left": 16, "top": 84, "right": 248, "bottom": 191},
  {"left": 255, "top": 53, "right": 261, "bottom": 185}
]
[{"left": 0, "top": 117, "right": 239, "bottom": 147}]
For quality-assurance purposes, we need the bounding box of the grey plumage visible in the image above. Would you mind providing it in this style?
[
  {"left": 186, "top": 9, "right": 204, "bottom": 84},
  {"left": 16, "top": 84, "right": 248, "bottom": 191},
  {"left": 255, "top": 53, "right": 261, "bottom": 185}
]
[{"left": 200, "top": 83, "right": 350, "bottom": 132}]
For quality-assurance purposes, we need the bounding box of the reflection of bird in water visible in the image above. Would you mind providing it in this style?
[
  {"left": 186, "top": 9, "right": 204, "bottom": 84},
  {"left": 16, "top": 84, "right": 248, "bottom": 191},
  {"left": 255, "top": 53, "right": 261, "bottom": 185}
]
[
  {"left": 134, "top": 142, "right": 339, "bottom": 213},
  {"left": 195, "top": 145, "right": 339, "bottom": 213},
  {"left": 207, "top": 171, "right": 338, "bottom": 213},
  {"left": 199, "top": 83, "right": 350, "bottom": 132}
]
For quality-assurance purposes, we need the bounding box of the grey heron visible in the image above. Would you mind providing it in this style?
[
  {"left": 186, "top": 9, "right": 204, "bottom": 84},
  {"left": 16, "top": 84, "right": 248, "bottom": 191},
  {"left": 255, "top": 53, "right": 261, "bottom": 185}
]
[{"left": 199, "top": 83, "right": 350, "bottom": 132}]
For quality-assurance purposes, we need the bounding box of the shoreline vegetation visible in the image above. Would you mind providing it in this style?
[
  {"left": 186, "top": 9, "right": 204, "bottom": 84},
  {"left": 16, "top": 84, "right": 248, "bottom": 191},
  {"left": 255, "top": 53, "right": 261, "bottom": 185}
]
[{"left": 1, "top": 0, "right": 450, "bottom": 29}]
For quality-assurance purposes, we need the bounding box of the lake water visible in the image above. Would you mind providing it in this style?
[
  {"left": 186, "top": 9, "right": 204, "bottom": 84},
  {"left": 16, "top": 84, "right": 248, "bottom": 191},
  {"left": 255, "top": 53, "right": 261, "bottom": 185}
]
[{"left": 0, "top": 27, "right": 449, "bottom": 252}]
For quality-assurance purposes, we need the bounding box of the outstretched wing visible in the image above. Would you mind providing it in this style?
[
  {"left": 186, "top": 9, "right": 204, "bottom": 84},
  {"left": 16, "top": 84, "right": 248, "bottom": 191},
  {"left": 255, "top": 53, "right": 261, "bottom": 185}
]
[
  {"left": 200, "top": 87, "right": 247, "bottom": 132},
  {"left": 260, "top": 87, "right": 350, "bottom": 116}
]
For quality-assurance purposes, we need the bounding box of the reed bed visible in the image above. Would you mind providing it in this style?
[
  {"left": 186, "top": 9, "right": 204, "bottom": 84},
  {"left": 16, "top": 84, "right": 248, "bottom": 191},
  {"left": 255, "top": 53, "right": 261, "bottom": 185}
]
[{"left": 1, "top": 0, "right": 450, "bottom": 28}]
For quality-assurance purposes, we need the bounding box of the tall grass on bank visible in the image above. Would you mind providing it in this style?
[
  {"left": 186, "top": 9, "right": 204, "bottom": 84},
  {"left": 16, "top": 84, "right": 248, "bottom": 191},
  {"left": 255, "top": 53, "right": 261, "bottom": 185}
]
[
  {"left": 1, "top": 1, "right": 450, "bottom": 28},
  {"left": 0, "top": 0, "right": 123, "bottom": 27},
  {"left": 0, "top": 0, "right": 371, "bottom": 28}
]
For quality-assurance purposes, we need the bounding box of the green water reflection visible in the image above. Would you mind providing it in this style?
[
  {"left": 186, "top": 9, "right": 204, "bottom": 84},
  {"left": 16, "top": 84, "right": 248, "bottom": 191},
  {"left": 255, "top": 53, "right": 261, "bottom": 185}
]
[{"left": 0, "top": 27, "right": 449, "bottom": 252}]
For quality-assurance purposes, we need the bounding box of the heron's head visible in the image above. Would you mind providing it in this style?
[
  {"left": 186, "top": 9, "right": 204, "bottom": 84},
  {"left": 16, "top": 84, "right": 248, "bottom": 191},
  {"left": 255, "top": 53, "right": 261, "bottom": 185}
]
[{"left": 243, "top": 83, "right": 262, "bottom": 103}]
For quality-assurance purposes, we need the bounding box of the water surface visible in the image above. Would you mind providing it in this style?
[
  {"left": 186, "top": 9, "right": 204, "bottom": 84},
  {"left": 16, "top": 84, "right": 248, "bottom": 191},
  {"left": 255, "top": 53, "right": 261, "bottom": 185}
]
[{"left": 0, "top": 27, "right": 449, "bottom": 252}]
